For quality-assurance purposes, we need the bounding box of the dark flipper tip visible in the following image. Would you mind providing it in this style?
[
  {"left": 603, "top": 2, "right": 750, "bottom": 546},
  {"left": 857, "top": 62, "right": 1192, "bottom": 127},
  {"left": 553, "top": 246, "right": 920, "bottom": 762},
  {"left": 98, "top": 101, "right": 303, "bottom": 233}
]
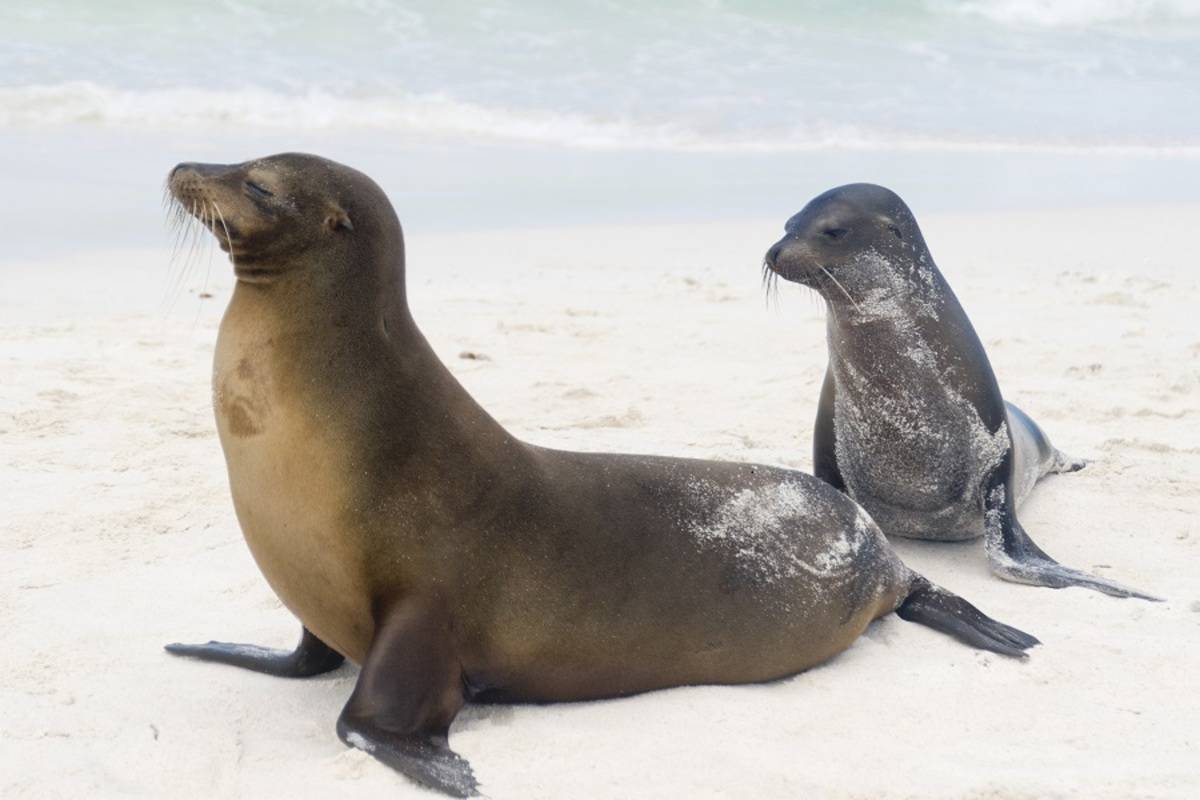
[
  {"left": 338, "top": 719, "right": 480, "bottom": 798},
  {"left": 161, "top": 635, "right": 346, "bottom": 677},
  {"left": 897, "top": 577, "right": 1039, "bottom": 659},
  {"left": 162, "top": 640, "right": 263, "bottom": 660},
  {"left": 991, "top": 557, "right": 1163, "bottom": 602}
]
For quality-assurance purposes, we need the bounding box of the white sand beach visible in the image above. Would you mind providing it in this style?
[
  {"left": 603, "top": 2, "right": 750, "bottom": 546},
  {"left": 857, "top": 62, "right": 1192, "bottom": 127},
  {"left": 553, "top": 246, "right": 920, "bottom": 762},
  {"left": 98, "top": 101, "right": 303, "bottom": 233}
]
[{"left": 3, "top": 205, "right": 1197, "bottom": 798}]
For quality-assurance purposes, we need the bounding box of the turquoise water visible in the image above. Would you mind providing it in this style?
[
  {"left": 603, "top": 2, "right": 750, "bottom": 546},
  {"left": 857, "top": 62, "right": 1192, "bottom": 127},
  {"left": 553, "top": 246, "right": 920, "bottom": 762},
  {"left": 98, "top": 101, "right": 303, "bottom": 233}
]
[{"left": 3, "top": 1, "right": 1200, "bottom": 151}]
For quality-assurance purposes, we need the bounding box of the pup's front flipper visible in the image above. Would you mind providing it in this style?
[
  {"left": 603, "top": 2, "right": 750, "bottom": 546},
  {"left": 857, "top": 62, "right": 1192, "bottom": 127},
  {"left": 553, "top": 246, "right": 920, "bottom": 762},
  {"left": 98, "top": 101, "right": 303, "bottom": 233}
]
[
  {"left": 165, "top": 626, "right": 345, "bottom": 677},
  {"left": 337, "top": 600, "right": 478, "bottom": 798}
]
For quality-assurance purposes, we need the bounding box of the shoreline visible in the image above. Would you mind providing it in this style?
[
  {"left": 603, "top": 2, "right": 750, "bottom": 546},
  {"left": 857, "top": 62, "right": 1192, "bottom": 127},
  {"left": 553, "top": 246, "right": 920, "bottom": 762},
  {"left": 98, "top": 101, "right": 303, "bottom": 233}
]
[{"left": 6, "top": 126, "right": 1200, "bottom": 261}]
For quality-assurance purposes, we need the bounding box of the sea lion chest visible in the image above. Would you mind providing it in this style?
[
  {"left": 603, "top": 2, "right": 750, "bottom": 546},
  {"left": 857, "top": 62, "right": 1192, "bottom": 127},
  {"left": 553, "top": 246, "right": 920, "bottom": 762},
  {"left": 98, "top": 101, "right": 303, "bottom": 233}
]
[
  {"left": 212, "top": 310, "right": 374, "bottom": 661},
  {"left": 828, "top": 318, "right": 1007, "bottom": 540}
]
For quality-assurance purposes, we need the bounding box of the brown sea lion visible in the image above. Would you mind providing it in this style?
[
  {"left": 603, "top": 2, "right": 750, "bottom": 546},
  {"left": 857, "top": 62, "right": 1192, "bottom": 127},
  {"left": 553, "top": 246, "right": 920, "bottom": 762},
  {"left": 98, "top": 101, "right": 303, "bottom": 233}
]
[{"left": 165, "top": 155, "right": 1037, "bottom": 797}]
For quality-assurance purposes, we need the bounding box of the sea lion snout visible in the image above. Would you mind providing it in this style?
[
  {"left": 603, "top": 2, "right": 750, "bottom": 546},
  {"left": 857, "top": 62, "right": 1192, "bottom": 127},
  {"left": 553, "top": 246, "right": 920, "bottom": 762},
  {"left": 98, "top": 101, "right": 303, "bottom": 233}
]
[
  {"left": 170, "top": 161, "right": 232, "bottom": 181},
  {"left": 167, "top": 162, "right": 238, "bottom": 215},
  {"left": 168, "top": 162, "right": 242, "bottom": 205},
  {"left": 764, "top": 234, "right": 820, "bottom": 286}
]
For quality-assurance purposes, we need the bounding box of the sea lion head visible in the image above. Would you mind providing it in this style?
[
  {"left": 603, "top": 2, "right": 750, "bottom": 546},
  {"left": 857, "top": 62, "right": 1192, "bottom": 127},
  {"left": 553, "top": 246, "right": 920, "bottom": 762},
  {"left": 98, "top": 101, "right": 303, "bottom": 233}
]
[
  {"left": 763, "top": 183, "right": 933, "bottom": 316},
  {"left": 167, "top": 153, "right": 402, "bottom": 290}
]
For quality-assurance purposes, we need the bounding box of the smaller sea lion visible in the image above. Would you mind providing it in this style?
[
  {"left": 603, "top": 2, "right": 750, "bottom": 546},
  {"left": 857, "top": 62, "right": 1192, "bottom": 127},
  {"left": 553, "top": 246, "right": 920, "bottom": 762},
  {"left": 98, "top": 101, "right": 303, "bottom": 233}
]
[{"left": 764, "top": 183, "right": 1158, "bottom": 601}]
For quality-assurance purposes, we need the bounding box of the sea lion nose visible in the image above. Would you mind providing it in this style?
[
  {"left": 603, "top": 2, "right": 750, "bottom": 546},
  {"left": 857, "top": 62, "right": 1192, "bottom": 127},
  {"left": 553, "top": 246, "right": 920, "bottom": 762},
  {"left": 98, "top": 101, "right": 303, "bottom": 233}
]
[
  {"left": 170, "top": 162, "right": 231, "bottom": 181},
  {"left": 764, "top": 239, "right": 784, "bottom": 270}
]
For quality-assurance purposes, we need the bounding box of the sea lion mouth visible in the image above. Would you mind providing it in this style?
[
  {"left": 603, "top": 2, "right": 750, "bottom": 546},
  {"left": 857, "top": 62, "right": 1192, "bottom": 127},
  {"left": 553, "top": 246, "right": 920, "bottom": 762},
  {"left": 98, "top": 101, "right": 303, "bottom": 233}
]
[
  {"left": 167, "top": 182, "right": 240, "bottom": 251},
  {"left": 762, "top": 244, "right": 821, "bottom": 289},
  {"left": 769, "top": 262, "right": 821, "bottom": 287},
  {"left": 167, "top": 164, "right": 268, "bottom": 280},
  {"left": 766, "top": 257, "right": 863, "bottom": 312},
  {"left": 211, "top": 224, "right": 247, "bottom": 255},
  {"left": 762, "top": 242, "right": 865, "bottom": 313}
]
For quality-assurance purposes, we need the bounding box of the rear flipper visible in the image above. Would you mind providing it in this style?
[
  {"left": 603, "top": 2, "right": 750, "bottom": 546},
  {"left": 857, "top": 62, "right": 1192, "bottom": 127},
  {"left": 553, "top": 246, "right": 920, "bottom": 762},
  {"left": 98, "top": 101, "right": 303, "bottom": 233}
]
[
  {"left": 165, "top": 626, "right": 346, "bottom": 677},
  {"left": 984, "top": 481, "right": 1162, "bottom": 602},
  {"left": 987, "top": 539, "right": 1161, "bottom": 601},
  {"left": 896, "top": 576, "right": 1040, "bottom": 658}
]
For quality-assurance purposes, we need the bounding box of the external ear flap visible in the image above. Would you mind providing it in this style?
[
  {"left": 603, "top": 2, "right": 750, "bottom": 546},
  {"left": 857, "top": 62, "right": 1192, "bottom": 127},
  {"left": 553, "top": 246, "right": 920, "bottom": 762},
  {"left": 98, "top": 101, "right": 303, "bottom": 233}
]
[{"left": 325, "top": 206, "right": 354, "bottom": 232}]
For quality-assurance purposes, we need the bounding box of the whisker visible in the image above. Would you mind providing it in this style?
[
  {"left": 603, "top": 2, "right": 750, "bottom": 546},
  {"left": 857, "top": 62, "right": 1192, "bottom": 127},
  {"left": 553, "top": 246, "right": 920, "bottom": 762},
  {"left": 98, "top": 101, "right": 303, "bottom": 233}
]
[
  {"left": 179, "top": 200, "right": 204, "bottom": 301},
  {"left": 194, "top": 201, "right": 216, "bottom": 328},
  {"left": 167, "top": 200, "right": 189, "bottom": 259},
  {"left": 166, "top": 198, "right": 208, "bottom": 312},
  {"left": 819, "top": 266, "right": 862, "bottom": 314},
  {"left": 212, "top": 200, "right": 236, "bottom": 273},
  {"left": 163, "top": 197, "right": 193, "bottom": 309},
  {"left": 761, "top": 258, "right": 780, "bottom": 309},
  {"left": 189, "top": 200, "right": 212, "bottom": 294}
]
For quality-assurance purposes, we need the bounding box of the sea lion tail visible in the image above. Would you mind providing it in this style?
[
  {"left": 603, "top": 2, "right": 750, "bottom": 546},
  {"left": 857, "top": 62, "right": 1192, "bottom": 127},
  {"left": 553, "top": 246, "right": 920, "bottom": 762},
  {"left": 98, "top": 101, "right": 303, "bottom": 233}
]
[{"left": 896, "top": 576, "right": 1040, "bottom": 658}]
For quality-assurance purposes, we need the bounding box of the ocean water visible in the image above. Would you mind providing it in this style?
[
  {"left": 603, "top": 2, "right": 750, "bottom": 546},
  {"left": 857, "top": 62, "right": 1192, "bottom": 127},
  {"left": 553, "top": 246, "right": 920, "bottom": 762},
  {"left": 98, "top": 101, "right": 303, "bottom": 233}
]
[
  {"left": 4, "top": 0, "right": 1200, "bottom": 151},
  {"left": 2, "top": 1, "right": 1199, "bottom": 255}
]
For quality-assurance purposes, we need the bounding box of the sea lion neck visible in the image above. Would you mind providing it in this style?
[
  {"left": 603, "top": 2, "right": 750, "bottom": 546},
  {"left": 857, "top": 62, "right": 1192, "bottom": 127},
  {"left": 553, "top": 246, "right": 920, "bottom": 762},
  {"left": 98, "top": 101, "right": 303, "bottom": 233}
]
[
  {"left": 818, "top": 249, "right": 944, "bottom": 337},
  {"left": 219, "top": 251, "right": 507, "bottom": 446},
  {"left": 821, "top": 250, "right": 957, "bottom": 383},
  {"left": 227, "top": 245, "right": 413, "bottom": 337}
]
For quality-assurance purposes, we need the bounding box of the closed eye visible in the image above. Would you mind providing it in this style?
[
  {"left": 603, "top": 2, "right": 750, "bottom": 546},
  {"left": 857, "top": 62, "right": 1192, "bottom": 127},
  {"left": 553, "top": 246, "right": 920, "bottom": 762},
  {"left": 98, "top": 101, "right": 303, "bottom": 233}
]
[
  {"left": 245, "top": 180, "right": 274, "bottom": 199},
  {"left": 822, "top": 228, "right": 848, "bottom": 240}
]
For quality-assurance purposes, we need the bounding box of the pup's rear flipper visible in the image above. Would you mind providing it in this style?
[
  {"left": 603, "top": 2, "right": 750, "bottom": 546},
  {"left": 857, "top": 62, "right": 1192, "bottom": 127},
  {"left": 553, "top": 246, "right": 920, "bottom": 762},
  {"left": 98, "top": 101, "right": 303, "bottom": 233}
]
[
  {"left": 897, "top": 577, "right": 1040, "bottom": 658},
  {"left": 985, "top": 485, "right": 1162, "bottom": 602},
  {"left": 989, "top": 547, "right": 1162, "bottom": 601}
]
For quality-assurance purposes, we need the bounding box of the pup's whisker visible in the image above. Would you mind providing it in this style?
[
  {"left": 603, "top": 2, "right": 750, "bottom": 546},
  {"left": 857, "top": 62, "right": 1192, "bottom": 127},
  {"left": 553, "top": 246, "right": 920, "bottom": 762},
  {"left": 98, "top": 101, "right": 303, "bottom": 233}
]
[{"left": 819, "top": 266, "right": 862, "bottom": 313}]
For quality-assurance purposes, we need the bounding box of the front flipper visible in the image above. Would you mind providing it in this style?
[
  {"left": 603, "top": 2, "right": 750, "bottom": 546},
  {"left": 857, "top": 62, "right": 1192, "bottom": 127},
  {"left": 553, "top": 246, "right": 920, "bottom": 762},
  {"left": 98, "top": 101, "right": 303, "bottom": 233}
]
[
  {"left": 337, "top": 721, "right": 477, "bottom": 798},
  {"left": 337, "top": 600, "right": 478, "bottom": 797},
  {"left": 164, "top": 627, "right": 345, "bottom": 677},
  {"left": 983, "top": 462, "right": 1161, "bottom": 602},
  {"left": 813, "top": 365, "right": 847, "bottom": 492}
]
